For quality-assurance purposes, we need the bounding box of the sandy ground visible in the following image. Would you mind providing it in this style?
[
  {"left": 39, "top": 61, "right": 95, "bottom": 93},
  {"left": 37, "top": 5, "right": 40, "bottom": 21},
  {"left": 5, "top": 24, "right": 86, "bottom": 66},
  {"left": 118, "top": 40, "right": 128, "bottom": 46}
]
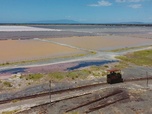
[
  {"left": 48, "top": 36, "right": 152, "bottom": 50},
  {"left": 0, "top": 40, "right": 84, "bottom": 63}
]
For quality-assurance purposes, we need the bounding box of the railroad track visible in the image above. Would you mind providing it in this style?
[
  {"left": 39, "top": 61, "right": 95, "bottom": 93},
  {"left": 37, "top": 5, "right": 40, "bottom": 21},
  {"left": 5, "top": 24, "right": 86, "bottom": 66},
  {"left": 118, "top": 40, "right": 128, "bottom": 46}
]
[
  {"left": 65, "top": 90, "right": 123, "bottom": 112},
  {"left": 85, "top": 91, "right": 129, "bottom": 113},
  {"left": 85, "top": 96, "right": 129, "bottom": 113},
  {"left": 18, "top": 89, "right": 129, "bottom": 114},
  {"left": 0, "top": 76, "right": 151, "bottom": 105},
  {"left": 65, "top": 89, "right": 129, "bottom": 113}
]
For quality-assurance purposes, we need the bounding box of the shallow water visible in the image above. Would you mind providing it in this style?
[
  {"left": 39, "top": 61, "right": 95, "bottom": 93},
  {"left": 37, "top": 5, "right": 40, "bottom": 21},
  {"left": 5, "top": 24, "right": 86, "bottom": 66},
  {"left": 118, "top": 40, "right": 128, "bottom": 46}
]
[
  {"left": 67, "top": 60, "right": 118, "bottom": 70},
  {"left": 0, "top": 68, "right": 27, "bottom": 74}
]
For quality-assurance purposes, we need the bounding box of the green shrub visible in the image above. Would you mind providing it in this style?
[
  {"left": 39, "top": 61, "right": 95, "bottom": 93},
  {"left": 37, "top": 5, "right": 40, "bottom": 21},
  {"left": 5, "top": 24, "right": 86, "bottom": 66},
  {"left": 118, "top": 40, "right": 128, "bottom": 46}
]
[
  {"left": 48, "top": 72, "right": 65, "bottom": 80},
  {"left": 26, "top": 73, "right": 43, "bottom": 80},
  {"left": 48, "top": 70, "right": 91, "bottom": 81},
  {"left": 3, "top": 81, "right": 12, "bottom": 87}
]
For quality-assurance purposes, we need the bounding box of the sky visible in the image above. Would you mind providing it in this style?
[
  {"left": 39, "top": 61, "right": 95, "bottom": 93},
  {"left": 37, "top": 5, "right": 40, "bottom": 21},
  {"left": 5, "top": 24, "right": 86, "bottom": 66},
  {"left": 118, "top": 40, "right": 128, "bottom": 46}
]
[{"left": 0, "top": 0, "right": 152, "bottom": 23}]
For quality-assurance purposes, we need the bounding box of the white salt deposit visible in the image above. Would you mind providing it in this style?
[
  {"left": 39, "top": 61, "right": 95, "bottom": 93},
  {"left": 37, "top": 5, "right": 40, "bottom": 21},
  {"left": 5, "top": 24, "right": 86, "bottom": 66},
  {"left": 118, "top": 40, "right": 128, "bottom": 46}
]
[{"left": 0, "top": 26, "right": 61, "bottom": 32}]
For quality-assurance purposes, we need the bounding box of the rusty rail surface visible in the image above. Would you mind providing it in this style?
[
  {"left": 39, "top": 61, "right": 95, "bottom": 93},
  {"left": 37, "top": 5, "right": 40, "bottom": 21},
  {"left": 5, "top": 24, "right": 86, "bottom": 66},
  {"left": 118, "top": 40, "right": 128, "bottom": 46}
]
[
  {"left": 85, "top": 97, "right": 129, "bottom": 113},
  {"left": 65, "top": 90, "right": 123, "bottom": 112}
]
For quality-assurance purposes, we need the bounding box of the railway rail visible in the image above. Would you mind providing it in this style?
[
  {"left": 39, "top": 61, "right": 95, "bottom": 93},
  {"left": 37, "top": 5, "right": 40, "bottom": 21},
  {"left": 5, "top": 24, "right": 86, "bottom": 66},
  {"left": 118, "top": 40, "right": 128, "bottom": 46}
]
[
  {"left": 19, "top": 88, "right": 130, "bottom": 114},
  {"left": 65, "top": 89, "right": 129, "bottom": 113},
  {"left": 85, "top": 96, "right": 129, "bottom": 113},
  {"left": 65, "top": 90, "right": 123, "bottom": 112},
  {"left": 0, "top": 76, "right": 151, "bottom": 105}
]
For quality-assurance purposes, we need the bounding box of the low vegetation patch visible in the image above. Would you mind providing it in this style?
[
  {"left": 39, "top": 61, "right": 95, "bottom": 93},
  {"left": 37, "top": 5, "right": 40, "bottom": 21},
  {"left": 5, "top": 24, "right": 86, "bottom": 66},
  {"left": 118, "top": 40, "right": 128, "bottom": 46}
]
[
  {"left": 110, "top": 47, "right": 137, "bottom": 52},
  {"left": 25, "top": 73, "right": 43, "bottom": 80},
  {"left": 48, "top": 65, "right": 108, "bottom": 81},
  {"left": 90, "top": 51, "right": 97, "bottom": 55},
  {"left": 18, "top": 67, "right": 108, "bottom": 86},
  {"left": 3, "top": 81, "right": 12, "bottom": 87},
  {"left": 114, "top": 61, "right": 129, "bottom": 69},
  {"left": 109, "top": 45, "right": 151, "bottom": 52},
  {"left": 116, "top": 49, "right": 152, "bottom": 66},
  {"left": 48, "top": 70, "right": 90, "bottom": 81},
  {"left": 2, "top": 110, "right": 19, "bottom": 114}
]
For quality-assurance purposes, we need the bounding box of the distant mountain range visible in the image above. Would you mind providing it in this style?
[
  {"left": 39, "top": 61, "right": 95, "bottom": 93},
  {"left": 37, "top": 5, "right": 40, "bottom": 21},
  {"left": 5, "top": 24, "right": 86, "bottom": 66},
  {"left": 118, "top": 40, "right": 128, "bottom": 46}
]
[
  {"left": 0, "top": 20, "right": 152, "bottom": 25},
  {"left": 118, "top": 22, "right": 145, "bottom": 24},
  {"left": 31, "top": 20, "right": 151, "bottom": 25},
  {"left": 32, "top": 19, "right": 79, "bottom": 24}
]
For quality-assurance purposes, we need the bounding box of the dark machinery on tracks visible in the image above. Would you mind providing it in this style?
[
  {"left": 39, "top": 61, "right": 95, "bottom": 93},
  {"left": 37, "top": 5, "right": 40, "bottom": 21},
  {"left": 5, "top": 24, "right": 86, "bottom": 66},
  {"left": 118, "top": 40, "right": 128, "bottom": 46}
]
[{"left": 107, "top": 69, "right": 123, "bottom": 84}]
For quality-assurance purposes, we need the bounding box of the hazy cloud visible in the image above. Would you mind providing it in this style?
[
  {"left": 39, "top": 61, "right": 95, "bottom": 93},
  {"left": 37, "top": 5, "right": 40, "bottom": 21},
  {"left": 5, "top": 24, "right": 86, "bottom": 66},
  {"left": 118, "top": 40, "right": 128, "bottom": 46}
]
[
  {"left": 116, "top": 0, "right": 144, "bottom": 2},
  {"left": 89, "top": 0, "right": 112, "bottom": 7},
  {"left": 129, "top": 4, "right": 142, "bottom": 8},
  {"left": 116, "top": 0, "right": 143, "bottom": 9},
  {"left": 128, "top": 0, "right": 144, "bottom": 2},
  {"left": 115, "top": 0, "right": 126, "bottom": 2}
]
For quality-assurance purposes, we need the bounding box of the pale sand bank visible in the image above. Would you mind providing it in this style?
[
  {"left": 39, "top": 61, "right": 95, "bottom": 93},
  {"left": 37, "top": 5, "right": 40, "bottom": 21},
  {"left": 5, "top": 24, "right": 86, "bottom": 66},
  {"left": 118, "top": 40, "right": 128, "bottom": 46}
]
[
  {"left": 0, "top": 40, "right": 84, "bottom": 63},
  {"left": 48, "top": 36, "right": 152, "bottom": 50},
  {"left": 0, "top": 26, "right": 61, "bottom": 32}
]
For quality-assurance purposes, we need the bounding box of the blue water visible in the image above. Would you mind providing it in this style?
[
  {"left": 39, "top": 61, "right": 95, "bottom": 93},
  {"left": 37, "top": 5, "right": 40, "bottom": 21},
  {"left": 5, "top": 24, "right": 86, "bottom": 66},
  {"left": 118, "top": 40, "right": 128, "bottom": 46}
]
[
  {"left": 67, "top": 60, "right": 118, "bottom": 70},
  {"left": 0, "top": 68, "right": 27, "bottom": 74}
]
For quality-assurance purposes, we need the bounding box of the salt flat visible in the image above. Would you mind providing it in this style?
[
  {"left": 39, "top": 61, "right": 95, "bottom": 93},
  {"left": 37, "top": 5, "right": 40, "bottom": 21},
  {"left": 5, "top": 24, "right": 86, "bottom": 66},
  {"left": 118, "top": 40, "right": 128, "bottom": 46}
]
[
  {"left": 0, "top": 34, "right": 152, "bottom": 64},
  {"left": 48, "top": 36, "right": 152, "bottom": 50},
  {"left": 0, "top": 40, "right": 84, "bottom": 63},
  {"left": 0, "top": 26, "right": 61, "bottom": 32}
]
